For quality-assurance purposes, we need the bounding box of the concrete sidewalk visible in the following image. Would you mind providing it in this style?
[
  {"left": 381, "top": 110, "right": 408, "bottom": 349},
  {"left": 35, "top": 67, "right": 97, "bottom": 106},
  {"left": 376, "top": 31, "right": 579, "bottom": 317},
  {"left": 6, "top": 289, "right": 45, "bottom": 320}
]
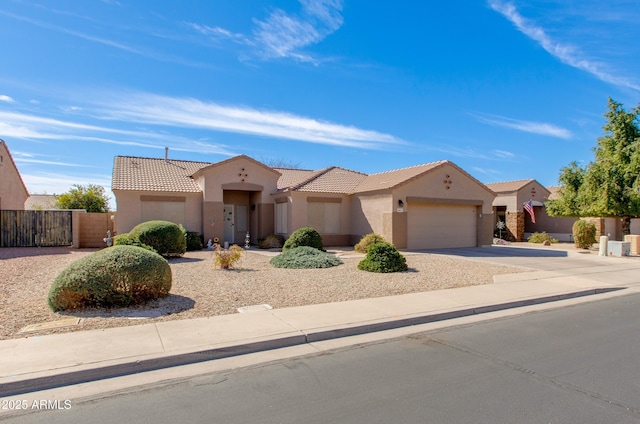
[{"left": 2, "top": 246, "right": 640, "bottom": 397}]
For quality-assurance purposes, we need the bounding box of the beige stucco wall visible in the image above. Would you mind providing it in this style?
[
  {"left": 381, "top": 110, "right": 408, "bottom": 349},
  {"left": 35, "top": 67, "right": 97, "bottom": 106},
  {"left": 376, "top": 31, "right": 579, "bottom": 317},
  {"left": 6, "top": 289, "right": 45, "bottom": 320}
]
[
  {"left": 0, "top": 142, "right": 29, "bottom": 210},
  {"left": 396, "top": 165, "right": 494, "bottom": 215},
  {"left": 114, "top": 190, "right": 203, "bottom": 234},
  {"left": 196, "top": 157, "right": 280, "bottom": 203},
  {"left": 283, "top": 191, "right": 352, "bottom": 245},
  {"left": 351, "top": 193, "right": 392, "bottom": 238}
]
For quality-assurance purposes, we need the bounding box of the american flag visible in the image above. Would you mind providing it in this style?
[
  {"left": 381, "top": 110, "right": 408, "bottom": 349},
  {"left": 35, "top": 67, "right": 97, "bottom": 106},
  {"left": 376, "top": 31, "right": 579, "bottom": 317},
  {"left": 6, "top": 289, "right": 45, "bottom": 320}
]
[{"left": 524, "top": 200, "right": 536, "bottom": 223}]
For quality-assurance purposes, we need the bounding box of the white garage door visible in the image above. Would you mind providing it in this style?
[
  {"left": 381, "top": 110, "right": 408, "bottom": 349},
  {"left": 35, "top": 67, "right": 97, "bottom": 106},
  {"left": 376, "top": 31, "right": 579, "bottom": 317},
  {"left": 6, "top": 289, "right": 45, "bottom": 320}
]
[{"left": 407, "top": 204, "right": 477, "bottom": 249}]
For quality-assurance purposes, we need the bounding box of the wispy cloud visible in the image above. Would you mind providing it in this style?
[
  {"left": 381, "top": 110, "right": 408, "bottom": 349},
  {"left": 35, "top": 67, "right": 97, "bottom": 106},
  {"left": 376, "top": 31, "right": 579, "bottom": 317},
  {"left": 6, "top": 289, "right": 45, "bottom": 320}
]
[
  {"left": 0, "top": 10, "right": 140, "bottom": 54},
  {"left": 0, "top": 111, "right": 235, "bottom": 155},
  {"left": 189, "top": 0, "right": 343, "bottom": 63},
  {"left": 488, "top": 0, "right": 640, "bottom": 91},
  {"left": 13, "top": 157, "right": 91, "bottom": 167},
  {"left": 21, "top": 172, "right": 113, "bottom": 200},
  {"left": 92, "top": 91, "right": 403, "bottom": 149},
  {"left": 472, "top": 112, "right": 572, "bottom": 139},
  {"left": 0, "top": 94, "right": 15, "bottom": 103}
]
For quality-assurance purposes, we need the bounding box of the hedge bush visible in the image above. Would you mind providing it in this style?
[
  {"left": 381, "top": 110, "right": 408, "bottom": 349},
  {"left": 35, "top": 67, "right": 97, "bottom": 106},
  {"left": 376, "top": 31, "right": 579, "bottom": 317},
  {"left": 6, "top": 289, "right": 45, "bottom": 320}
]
[
  {"left": 127, "top": 220, "right": 186, "bottom": 257},
  {"left": 47, "top": 245, "right": 172, "bottom": 311},
  {"left": 354, "top": 233, "right": 388, "bottom": 253},
  {"left": 527, "top": 231, "right": 558, "bottom": 244},
  {"left": 573, "top": 220, "right": 597, "bottom": 249},
  {"left": 357, "top": 242, "right": 408, "bottom": 273},
  {"left": 270, "top": 246, "right": 343, "bottom": 269},
  {"left": 186, "top": 231, "right": 203, "bottom": 251},
  {"left": 282, "top": 227, "right": 324, "bottom": 252}
]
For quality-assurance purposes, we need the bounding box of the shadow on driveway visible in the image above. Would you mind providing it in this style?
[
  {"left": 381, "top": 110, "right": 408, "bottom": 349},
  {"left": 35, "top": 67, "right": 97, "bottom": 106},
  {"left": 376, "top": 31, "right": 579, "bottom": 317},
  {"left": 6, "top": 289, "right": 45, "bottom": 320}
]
[{"left": 407, "top": 246, "right": 569, "bottom": 258}]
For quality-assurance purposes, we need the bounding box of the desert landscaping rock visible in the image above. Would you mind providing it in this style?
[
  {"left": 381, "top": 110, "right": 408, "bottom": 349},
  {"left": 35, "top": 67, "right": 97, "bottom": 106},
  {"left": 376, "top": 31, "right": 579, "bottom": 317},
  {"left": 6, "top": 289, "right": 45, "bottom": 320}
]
[{"left": 0, "top": 247, "right": 530, "bottom": 340}]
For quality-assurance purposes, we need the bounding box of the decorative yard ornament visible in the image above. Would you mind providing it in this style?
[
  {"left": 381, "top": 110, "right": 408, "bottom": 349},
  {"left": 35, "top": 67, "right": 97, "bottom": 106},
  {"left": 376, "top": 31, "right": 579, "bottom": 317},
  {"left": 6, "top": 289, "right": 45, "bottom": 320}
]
[
  {"left": 103, "top": 230, "right": 113, "bottom": 247},
  {"left": 245, "top": 231, "right": 251, "bottom": 249},
  {"left": 496, "top": 220, "right": 506, "bottom": 240}
]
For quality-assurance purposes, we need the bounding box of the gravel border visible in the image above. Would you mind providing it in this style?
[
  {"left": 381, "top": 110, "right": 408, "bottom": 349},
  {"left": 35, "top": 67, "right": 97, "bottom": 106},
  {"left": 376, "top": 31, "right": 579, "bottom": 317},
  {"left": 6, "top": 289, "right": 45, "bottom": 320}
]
[{"left": 0, "top": 247, "right": 530, "bottom": 340}]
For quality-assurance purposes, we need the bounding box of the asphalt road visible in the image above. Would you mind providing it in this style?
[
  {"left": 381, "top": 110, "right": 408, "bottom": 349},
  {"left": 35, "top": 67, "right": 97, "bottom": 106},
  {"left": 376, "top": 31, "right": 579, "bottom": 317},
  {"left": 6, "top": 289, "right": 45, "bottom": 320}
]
[{"left": 4, "top": 292, "right": 640, "bottom": 424}]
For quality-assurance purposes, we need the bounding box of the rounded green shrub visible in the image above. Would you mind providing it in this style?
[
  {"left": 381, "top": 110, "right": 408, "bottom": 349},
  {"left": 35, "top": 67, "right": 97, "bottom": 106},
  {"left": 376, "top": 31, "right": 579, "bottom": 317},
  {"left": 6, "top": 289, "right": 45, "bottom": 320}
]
[
  {"left": 358, "top": 242, "right": 408, "bottom": 273},
  {"left": 113, "top": 232, "right": 157, "bottom": 253},
  {"left": 282, "top": 227, "right": 324, "bottom": 252},
  {"left": 573, "top": 220, "right": 597, "bottom": 249},
  {"left": 128, "top": 220, "right": 186, "bottom": 257},
  {"left": 47, "top": 245, "right": 172, "bottom": 311},
  {"left": 354, "top": 233, "right": 388, "bottom": 253},
  {"left": 270, "top": 246, "right": 343, "bottom": 269},
  {"left": 186, "top": 231, "right": 203, "bottom": 251}
]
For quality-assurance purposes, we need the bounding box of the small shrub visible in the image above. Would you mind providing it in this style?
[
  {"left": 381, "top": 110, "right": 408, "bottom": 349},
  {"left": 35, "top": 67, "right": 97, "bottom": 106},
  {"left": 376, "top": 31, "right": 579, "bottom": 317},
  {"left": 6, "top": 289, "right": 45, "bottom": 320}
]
[
  {"left": 527, "top": 232, "right": 558, "bottom": 244},
  {"left": 47, "top": 245, "right": 171, "bottom": 311},
  {"left": 358, "top": 242, "right": 408, "bottom": 273},
  {"left": 270, "top": 246, "right": 343, "bottom": 269},
  {"left": 354, "top": 233, "right": 388, "bottom": 253},
  {"left": 573, "top": 220, "right": 597, "bottom": 249},
  {"left": 128, "top": 220, "right": 186, "bottom": 257},
  {"left": 113, "top": 233, "right": 157, "bottom": 253},
  {"left": 258, "top": 234, "right": 285, "bottom": 249},
  {"left": 186, "top": 231, "right": 203, "bottom": 251},
  {"left": 213, "top": 244, "right": 244, "bottom": 269},
  {"left": 283, "top": 227, "right": 324, "bottom": 252}
]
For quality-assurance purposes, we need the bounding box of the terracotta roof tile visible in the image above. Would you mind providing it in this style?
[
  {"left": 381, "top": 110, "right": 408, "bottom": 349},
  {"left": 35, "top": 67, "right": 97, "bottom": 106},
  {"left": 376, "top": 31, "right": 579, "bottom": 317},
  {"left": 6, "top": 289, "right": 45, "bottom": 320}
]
[
  {"left": 112, "top": 156, "right": 209, "bottom": 192},
  {"left": 291, "top": 167, "right": 368, "bottom": 193},
  {"left": 274, "top": 168, "right": 317, "bottom": 190},
  {"left": 485, "top": 179, "right": 535, "bottom": 193}
]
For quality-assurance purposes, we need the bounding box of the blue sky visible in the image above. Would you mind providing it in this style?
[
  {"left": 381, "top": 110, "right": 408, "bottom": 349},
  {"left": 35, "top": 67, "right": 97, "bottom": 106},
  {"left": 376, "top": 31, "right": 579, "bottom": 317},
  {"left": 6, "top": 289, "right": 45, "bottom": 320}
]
[{"left": 1, "top": 0, "right": 639, "bottom": 210}]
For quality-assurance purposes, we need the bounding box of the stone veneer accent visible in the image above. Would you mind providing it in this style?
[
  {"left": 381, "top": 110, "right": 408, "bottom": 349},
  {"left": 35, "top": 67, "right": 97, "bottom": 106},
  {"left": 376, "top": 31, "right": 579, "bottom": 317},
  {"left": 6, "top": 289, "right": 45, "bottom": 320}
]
[{"left": 506, "top": 211, "right": 525, "bottom": 242}]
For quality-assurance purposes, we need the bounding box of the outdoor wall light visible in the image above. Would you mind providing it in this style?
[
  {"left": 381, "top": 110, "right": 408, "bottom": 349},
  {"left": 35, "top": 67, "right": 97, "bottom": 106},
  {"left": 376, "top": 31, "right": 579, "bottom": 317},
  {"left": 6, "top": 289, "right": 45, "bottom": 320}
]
[{"left": 398, "top": 199, "right": 404, "bottom": 207}]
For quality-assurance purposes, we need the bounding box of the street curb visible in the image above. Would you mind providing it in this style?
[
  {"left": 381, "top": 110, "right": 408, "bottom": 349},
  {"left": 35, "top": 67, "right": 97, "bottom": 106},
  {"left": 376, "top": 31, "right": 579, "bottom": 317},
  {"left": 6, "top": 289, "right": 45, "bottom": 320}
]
[{"left": 0, "top": 287, "right": 622, "bottom": 398}]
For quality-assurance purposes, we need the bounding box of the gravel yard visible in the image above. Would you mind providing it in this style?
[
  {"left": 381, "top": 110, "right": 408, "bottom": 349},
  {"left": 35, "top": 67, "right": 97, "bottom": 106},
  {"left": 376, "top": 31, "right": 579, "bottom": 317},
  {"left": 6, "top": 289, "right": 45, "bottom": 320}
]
[{"left": 0, "top": 247, "right": 530, "bottom": 340}]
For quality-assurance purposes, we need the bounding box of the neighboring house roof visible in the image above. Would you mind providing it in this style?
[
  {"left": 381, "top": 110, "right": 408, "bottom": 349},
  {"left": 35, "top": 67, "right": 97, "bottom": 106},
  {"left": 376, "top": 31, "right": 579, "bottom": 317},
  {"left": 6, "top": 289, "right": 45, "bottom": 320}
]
[
  {"left": 485, "top": 179, "right": 536, "bottom": 193},
  {"left": 25, "top": 194, "right": 58, "bottom": 210},
  {"left": 547, "top": 186, "right": 561, "bottom": 200},
  {"left": 0, "top": 139, "right": 29, "bottom": 197},
  {"left": 112, "top": 156, "right": 209, "bottom": 192}
]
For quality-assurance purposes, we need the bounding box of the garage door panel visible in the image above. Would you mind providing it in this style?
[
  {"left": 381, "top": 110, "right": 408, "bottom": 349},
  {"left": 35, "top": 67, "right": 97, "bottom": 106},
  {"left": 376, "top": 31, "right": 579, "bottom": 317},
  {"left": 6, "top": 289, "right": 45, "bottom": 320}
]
[{"left": 408, "top": 204, "right": 477, "bottom": 249}]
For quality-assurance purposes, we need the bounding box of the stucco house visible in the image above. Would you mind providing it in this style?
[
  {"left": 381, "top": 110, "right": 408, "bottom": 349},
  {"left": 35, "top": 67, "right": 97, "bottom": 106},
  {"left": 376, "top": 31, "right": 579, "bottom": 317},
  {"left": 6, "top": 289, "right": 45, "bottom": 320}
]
[
  {"left": 0, "top": 139, "right": 29, "bottom": 210},
  {"left": 112, "top": 153, "right": 496, "bottom": 249},
  {"left": 486, "top": 179, "right": 639, "bottom": 242}
]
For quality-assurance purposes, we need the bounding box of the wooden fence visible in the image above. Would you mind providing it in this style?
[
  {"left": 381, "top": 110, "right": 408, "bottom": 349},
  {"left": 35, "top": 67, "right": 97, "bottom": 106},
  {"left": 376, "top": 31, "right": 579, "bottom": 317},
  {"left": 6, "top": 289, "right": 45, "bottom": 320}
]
[{"left": 0, "top": 210, "right": 73, "bottom": 247}]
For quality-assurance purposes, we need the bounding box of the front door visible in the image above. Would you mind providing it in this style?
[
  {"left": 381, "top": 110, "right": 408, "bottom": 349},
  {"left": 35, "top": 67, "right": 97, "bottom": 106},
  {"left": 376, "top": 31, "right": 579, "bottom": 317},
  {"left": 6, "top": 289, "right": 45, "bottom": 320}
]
[{"left": 223, "top": 204, "right": 234, "bottom": 243}]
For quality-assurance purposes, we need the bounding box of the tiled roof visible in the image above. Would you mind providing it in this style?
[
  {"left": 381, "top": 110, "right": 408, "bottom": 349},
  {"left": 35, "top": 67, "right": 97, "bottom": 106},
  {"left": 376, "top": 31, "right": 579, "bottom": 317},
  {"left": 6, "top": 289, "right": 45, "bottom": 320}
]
[
  {"left": 485, "top": 179, "right": 535, "bottom": 193},
  {"left": 25, "top": 194, "right": 58, "bottom": 210},
  {"left": 354, "top": 160, "right": 448, "bottom": 193},
  {"left": 112, "top": 155, "right": 490, "bottom": 196},
  {"left": 546, "top": 186, "right": 561, "bottom": 200},
  {"left": 289, "top": 167, "right": 368, "bottom": 193},
  {"left": 112, "top": 156, "right": 210, "bottom": 192},
  {"left": 274, "top": 168, "right": 317, "bottom": 190}
]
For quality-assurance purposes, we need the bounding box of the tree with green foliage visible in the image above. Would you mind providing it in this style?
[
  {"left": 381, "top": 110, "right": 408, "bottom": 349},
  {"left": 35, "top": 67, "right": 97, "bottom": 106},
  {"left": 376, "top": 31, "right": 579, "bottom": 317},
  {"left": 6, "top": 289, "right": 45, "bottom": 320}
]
[
  {"left": 546, "top": 98, "right": 640, "bottom": 235},
  {"left": 55, "top": 184, "right": 111, "bottom": 212}
]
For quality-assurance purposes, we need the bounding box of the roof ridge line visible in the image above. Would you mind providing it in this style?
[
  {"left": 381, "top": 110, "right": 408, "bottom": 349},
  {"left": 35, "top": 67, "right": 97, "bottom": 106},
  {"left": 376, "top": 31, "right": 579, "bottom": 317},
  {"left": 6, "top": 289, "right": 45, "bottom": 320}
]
[{"left": 289, "top": 166, "right": 337, "bottom": 190}]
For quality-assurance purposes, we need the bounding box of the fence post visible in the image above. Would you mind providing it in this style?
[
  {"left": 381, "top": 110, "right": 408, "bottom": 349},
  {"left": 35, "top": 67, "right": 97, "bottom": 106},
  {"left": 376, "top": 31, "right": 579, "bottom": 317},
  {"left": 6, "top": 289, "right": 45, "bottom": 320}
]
[{"left": 72, "top": 210, "right": 84, "bottom": 249}]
